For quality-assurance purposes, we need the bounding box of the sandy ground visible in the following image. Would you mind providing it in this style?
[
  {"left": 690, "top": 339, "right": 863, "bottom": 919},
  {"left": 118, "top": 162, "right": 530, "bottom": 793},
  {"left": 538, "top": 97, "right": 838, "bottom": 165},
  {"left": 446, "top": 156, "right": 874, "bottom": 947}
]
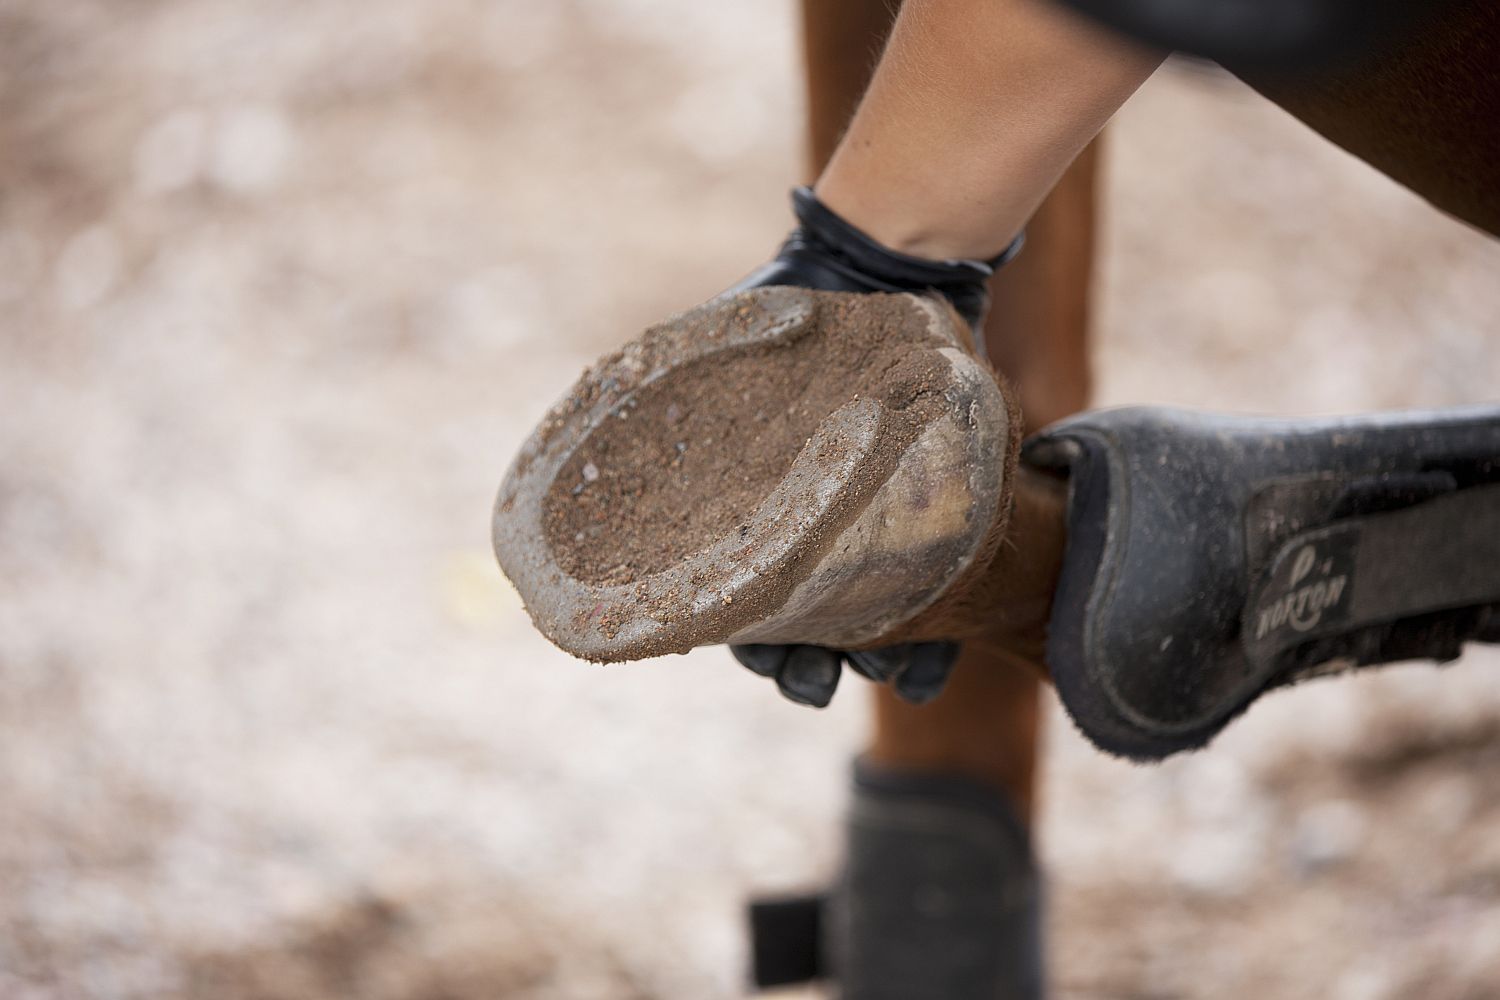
[{"left": 2, "top": 1, "right": 1500, "bottom": 997}]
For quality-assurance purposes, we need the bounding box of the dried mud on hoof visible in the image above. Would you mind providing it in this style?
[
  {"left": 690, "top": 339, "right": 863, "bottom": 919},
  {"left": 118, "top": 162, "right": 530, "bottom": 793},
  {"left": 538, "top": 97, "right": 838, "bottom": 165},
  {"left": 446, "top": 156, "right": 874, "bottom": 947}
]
[{"left": 493, "top": 287, "right": 1017, "bottom": 662}]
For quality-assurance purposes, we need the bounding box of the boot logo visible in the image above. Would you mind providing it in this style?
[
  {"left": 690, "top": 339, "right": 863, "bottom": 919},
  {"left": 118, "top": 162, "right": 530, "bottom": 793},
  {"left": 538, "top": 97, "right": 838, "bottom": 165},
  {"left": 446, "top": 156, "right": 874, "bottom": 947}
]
[{"left": 1254, "top": 541, "right": 1352, "bottom": 641}]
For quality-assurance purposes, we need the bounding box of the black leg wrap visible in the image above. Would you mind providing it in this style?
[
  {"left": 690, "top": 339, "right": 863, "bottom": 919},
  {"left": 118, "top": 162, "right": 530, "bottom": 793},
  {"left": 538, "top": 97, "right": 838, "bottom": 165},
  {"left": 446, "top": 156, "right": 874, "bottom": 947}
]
[
  {"left": 746, "top": 765, "right": 1044, "bottom": 998},
  {"left": 1026, "top": 404, "right": 1500, "bottom": 760},
  {"left": 749, "top": 893, "right": 825, "bottom": 989},
  {"left": 831, "top": 763, "right": 1044, "bottom": 1000}
]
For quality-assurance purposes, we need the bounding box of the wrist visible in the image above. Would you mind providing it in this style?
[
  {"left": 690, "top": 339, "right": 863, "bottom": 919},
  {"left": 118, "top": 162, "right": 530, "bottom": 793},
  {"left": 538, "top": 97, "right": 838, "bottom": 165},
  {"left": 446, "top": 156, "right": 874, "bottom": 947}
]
[
  {"left": 794, "top": 185, "right": 1019, "bottom": 273},
  {"left": 812, "top": 178, "right": 1026, "bottom": 264},
  {"left": 789, "top": 186, "right": 1021, "bottom": 330}
]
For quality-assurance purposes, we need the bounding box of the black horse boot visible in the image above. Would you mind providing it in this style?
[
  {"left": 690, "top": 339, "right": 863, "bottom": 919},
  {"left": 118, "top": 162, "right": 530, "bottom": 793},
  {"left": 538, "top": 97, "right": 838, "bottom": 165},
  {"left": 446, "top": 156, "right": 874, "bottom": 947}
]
[{"left": 750, "top": 761, "right": 1044, "bottom": 1000}]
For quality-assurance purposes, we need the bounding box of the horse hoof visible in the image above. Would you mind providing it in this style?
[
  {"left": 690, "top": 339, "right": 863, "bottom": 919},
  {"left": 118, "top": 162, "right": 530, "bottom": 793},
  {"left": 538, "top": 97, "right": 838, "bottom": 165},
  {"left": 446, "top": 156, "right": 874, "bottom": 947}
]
[{"left": 492, "top": 286, "right": 1015, "bottom": 662}]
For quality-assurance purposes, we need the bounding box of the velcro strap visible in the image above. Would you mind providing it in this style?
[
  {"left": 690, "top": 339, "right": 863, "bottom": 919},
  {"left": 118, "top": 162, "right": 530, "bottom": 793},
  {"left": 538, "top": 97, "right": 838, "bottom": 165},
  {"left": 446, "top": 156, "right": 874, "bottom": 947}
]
[
  {"left": 1243, "top": 482, "right": 1500, "bottom": 667},
  {"left": 748, "top": 893, "right": 825, "bottom": 988}
]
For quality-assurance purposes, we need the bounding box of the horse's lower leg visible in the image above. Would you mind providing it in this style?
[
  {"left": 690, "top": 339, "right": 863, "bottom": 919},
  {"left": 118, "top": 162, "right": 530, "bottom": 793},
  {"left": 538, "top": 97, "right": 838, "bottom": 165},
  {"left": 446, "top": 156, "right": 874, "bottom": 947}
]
[
  {"left": 798, "top": 0, "right": 900, "bottom": 180},
  {"left": 865, "top": 142, "right": 1099, "bottom": 818}
]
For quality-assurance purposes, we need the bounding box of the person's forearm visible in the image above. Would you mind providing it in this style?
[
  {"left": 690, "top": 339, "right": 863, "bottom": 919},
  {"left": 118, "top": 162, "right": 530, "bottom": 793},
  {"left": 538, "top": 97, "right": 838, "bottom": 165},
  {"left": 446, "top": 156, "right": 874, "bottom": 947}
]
[{"left": 815, "top": 0, "right": 1163, "bottom": 260}]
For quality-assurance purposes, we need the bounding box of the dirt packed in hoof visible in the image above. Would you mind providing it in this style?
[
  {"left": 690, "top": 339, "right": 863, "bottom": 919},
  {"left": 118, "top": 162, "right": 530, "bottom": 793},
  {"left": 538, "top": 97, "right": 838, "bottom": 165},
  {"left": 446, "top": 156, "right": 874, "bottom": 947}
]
[{"left": 543, "top": 293, "right": 955, "bottom": 586}]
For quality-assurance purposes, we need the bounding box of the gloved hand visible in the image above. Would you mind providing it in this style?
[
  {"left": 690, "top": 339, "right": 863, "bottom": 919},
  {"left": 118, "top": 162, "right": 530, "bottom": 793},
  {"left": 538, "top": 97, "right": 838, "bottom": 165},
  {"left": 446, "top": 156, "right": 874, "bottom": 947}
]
[{"left": 722, "top": 186, "right": 1023, "bottom": 708}]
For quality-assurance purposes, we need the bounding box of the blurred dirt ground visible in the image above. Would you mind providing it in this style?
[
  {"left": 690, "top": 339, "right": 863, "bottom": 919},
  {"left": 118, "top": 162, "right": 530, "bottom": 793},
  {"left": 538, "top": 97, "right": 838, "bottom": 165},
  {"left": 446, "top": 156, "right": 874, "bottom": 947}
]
[{"left": 2, "top": 1, "right": 1499, "bottom": 998}]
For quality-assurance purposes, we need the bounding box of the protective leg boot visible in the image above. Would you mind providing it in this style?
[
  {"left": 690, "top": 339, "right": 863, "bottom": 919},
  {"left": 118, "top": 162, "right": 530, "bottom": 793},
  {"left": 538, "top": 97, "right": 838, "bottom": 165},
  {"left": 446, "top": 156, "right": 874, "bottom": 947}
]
[
  {"left": 1027, "top": 403, "right": 1500, "bottom": 760},
  {"left": 749, "top": 762, "right": 1044, "bottom": 1000}
]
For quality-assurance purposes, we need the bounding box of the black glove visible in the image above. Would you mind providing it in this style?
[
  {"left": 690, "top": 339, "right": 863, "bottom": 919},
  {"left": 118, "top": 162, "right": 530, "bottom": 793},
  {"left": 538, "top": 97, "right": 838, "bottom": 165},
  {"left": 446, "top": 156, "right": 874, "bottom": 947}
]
[{"left": 723, "top": 187, "right": 1022, "bottom": 708}]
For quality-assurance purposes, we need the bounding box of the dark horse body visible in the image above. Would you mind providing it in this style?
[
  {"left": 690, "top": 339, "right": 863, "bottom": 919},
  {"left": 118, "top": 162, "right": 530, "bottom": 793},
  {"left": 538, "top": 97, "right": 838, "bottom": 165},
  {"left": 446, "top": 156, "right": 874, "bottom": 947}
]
[{"left": 1242, "top": 0, "right": 1500, "bottom": 238}]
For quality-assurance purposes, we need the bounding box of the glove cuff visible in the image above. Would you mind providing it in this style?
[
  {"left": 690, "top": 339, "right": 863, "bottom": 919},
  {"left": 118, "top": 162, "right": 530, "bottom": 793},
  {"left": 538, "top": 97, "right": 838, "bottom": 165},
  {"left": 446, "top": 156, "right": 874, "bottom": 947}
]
[{"left": 788, "top": 186, "right": 1023, "bottom": 329}]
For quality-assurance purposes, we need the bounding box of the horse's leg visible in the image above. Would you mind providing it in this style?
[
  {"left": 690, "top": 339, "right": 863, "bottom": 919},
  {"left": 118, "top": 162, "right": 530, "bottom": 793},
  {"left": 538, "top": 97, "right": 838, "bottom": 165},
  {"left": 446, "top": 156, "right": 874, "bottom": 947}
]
[
  {"left": 799, "top": 0, "right": 900, "bottom": 180},
  {"left": 794, "top": 3, "right": 1097, "bottom": 996},
  {"left": 804, "top": 0, "right": 1096, "bottom": 815},
  {"left": 866, "top": 142, "right": 1099, "bottom": 818}
]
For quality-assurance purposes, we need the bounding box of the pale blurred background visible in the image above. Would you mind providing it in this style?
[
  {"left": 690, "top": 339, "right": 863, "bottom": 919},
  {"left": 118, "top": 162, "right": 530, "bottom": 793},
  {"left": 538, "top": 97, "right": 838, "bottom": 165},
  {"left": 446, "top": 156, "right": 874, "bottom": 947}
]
[{"left": 3, "top": 1, "right": 1500, "bottom": 997}]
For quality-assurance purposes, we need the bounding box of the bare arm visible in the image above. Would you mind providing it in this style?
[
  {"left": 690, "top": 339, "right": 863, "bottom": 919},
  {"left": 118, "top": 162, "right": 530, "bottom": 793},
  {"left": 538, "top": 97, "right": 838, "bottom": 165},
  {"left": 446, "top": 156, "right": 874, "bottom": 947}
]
[{"left": 816, "top": 0, "right": 1162, "bottom": 260}]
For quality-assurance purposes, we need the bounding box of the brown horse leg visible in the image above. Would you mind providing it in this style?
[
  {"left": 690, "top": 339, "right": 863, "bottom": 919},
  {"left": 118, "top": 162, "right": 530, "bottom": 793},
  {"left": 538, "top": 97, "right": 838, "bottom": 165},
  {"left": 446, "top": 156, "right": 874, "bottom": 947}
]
[
  {"left": 802, "top": 0, "right": 1097, "bottom": 822},
  {"left": 866, "top": 143, "right": 1099, "bottom": 820},
  {"left": 798, "top": 0, "right": 900, "bottom": 180},
  {"left": 772, "top": 9, "right": 1094, "bottom": 995}
]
